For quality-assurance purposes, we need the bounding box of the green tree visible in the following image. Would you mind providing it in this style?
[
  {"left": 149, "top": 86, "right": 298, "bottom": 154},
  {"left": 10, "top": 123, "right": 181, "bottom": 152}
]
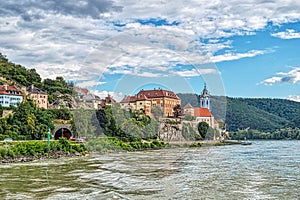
[
  {"left": 198, "top": 122, "right": 209, "bottom": 139},
  {"left": 10, "top": 99, "right": 54, "bottom": 140},
  {"left": 151, "top": 106, "right": 163, "bottom": 119},
  {"left": 184, "top": 115, "right": 195, "bottom": 121},
  {"left": 173, "top": 104, "right": 182, "bottom": 118},
  {"left": 182, "top": 123, "right": 200, "bottom": 141}
]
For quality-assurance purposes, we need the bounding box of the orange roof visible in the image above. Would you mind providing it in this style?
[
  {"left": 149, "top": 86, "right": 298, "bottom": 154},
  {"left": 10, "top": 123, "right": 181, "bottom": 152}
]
[{"left": 194, "top": 108, "right": 213, "bottom": 117}]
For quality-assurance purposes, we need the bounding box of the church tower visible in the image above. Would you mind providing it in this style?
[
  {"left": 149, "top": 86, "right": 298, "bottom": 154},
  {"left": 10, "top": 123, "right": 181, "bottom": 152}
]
[{"left": 200, "top": 83, "right": 210, "bottom": 110}]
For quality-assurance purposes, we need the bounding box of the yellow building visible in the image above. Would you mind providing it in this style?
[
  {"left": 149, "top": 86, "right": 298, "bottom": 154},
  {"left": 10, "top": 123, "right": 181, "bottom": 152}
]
[
  {"left": 26, "top": 85, "right": 48, "bottom": 109},
  {"left": 120, "top": 88, "right": 181, "bottom": 117}
]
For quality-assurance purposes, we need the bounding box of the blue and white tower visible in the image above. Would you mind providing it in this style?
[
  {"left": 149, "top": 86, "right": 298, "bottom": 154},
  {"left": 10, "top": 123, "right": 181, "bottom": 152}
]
[{"left": 200, "top": 83, "right": 210, "bottom": 110}]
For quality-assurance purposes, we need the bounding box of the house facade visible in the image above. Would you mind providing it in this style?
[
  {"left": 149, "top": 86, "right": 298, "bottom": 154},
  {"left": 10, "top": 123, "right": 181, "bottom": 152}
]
[
  {"left": 183, "top": 103, "right": 194, "bottom": 116},
  {"left": 120, "top": 88, "right": 181, "bottom": 117},
  {"left": 26, "top": 85, "right": 48, "bottom": 109},
  {"left": 0, "top": 85, "right": 23, "bottom": 107}
]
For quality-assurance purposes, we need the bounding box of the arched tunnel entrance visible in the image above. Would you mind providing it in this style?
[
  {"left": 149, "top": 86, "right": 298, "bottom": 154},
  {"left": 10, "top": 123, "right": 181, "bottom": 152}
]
[{"left": 54, "top": 128, "right": 73, "bottom": 140}]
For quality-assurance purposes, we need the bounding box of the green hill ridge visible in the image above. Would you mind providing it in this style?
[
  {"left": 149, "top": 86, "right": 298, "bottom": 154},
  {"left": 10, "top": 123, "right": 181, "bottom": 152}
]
[{"left": 177, "top": 93, "right": 300, "bottom": 132}]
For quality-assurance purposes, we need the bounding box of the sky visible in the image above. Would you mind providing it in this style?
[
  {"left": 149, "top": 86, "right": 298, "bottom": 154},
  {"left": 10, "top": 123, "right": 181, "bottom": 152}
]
[{"left": 0, "top": 0, "right": 299, "bottom": 101}]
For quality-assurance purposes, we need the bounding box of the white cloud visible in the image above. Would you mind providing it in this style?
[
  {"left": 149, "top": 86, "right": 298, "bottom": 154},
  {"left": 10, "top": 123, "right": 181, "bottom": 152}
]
[
  {"left": 89, "top": 90, "right": 124, "bottom": 101},
  {"left": 260, "top": 67, "right": 300, "bottom": 85},
  {"left": 259, "top": 77, "right": 282, "bottom": 86},
  {"left": 271, "top": 29, "right": 300, "bottom": 39},
  {"left": 1, "top": 0, "right": 300, "bottom": 85},
  {"left": 210, "top": 50, "right": 267, "bottom": 63},
  {"left": 176, "top": 68, "right": 218, "bottom": 77},
  {"left": 286, "top": 95, "right": 300, "bottom": 102},
  {"left": 76, "top": 80, "right": 106, "bottom": 88}
]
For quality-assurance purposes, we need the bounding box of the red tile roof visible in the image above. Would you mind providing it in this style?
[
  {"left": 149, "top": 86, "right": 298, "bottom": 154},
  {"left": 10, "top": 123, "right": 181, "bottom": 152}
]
[
  {"left": 103, "top": 95, "right": 116, "bottom": 104},
  {"left": 81, "top": 88, "right": 89, "bottom": 94},
  {"left": 194, "top": 108, "right": 213, "bottom": 117},
  {"left": 0, "top": 85, "right": 22, "bottom": 96},
  {"left": 121, "top": 89, "right": 180, "bottom": 103},
  {"left": 136, "top": 93, "right": 149, "bottom": 101},
  {"left": 137, "top": 89, "right": 180, "bottom": 99},
  {"left": 120, "top": 95, "right": 137, "bottom": 103}
]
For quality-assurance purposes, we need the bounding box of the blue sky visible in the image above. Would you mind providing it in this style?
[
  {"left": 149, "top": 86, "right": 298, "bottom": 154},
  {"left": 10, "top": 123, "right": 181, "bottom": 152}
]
[{"left": 0, "top": 0, "right": 299, "bottom": 101}]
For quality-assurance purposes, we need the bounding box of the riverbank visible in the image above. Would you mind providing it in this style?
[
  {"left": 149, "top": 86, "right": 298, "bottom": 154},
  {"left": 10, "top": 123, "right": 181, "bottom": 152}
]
[
  {"left": 168, "top": 140, "right": 244, "bottom": 148},
  {"left": 0, "top": 138, "right": 245, "bottom": 163},
  {"left": 86, "top": 137, "right": 169, "bottom": 152},
  {"left": 0, "top": 138, "right": 88, "bottom": 164}
]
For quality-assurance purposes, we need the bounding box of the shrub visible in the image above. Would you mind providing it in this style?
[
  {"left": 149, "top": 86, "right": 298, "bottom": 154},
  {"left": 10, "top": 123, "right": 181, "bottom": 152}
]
[{"left": 0, "top": 148, "right": 8, "bottom": 158}]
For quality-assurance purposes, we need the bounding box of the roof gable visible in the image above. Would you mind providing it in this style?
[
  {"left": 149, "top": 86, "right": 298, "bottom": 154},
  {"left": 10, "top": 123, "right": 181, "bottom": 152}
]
[{"left": 184, "top": 103, "right": 193, "bottom": 109}]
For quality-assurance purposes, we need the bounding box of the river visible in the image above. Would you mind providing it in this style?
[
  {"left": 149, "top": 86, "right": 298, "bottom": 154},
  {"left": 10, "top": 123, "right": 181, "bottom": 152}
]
[{"left": 1, "top": 140, "right": 299, "bottom": 200}]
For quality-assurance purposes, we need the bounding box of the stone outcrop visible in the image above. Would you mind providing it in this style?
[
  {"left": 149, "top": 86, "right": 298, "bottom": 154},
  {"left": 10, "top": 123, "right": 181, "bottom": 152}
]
[{"left": 158, "top": 118, "right": 185, "bottom": 142}]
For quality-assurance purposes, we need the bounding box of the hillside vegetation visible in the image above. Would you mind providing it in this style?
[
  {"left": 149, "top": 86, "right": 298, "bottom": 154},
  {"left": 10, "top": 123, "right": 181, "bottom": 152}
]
[
  {"left": 0, "top": 53, "right": 74, "bottom": 103},
  {"left": 178, "top": 93, "right": 300, "bottom": 132}
]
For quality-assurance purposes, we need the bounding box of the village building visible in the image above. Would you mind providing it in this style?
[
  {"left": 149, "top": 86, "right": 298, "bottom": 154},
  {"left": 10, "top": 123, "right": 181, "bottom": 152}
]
[
  {"left": 74, "top": 87, "right": 117, "bottom": 109},
  {"left": 120, "top": 88, "right": 181, "bottom": 117},
  {"left": 26, "top": 85, "right": 48, "bottom": 109},
  {"left": 183, "top": 85, "right": 219, "bottom": 129},
  {"left": 0, "top": 85, "right": 23, "bottom": 107},
  {"left": 194, "top": 107, "right": 219, "bottom": 129},
  {"left": 98, "top": 94, "right": 117, "bottom": 109},
  {"left": 183, "top": 103, "right": 194, "bottom": 116}
]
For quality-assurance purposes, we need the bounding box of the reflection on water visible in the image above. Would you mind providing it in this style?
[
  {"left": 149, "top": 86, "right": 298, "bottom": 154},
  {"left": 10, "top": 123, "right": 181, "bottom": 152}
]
[{"left": 1, "top": 141, "right": 300, "bottom": 199}]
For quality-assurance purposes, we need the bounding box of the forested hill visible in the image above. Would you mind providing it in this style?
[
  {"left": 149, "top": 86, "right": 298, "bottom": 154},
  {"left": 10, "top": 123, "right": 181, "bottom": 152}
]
[
  {"left": 0, "top": 53, "right": 74, "bottom": 103},
  {"left": 177, "top": 93, "right": 300, "bottom": 132}
]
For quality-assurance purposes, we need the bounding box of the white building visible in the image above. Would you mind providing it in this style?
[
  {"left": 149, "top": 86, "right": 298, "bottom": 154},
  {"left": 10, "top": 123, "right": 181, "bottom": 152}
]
[{"left": 0, "top": 85, "right": 23, "bottom": 107}]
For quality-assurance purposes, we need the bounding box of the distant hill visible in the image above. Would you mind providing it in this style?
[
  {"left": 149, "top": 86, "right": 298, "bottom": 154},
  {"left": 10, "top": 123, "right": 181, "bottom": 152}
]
[{"left": 177, "top": 93, "right": 300, "bottom": 132}]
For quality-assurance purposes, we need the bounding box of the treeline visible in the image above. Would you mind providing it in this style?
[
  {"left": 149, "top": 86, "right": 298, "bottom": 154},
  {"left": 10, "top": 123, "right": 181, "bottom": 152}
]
[
  {"left": 229, "top": 128, "right": 300, "bottom": 140},
  {"left": 0, "top": 100, "right": 72, "bottom": 141},
  {"left": 0, "top": 53, "right": 74, "bottom": 103}
]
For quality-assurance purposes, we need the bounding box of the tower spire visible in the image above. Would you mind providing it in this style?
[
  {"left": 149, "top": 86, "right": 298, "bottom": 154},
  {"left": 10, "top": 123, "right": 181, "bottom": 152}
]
[{"left": 200, "top": 83, "right": 210, "bottom": 110}]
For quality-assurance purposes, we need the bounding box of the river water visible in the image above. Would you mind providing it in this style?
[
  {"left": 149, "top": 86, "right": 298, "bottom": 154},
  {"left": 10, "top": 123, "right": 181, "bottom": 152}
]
[{"left": 1, "top": 141, "right": 299, "bottom": 200}]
